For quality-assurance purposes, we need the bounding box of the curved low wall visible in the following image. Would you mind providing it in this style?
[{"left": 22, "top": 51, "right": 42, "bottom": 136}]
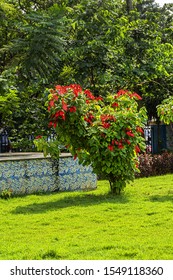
[{"left": 0, "top": 153, "right": 97, "bottom": 195}]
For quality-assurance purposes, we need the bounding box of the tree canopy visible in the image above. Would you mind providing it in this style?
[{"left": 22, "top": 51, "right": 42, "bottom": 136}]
[{"left": 0, "top": 0, "right": 172, "bottom": 150}]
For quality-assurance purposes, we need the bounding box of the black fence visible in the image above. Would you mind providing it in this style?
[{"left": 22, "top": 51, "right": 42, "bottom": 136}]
[
  {"left": 0, "top": 130, "right": 57, "bottom": 153},
  {"left": 144, "top": 126, "right": 152, "bottom": 153},
  {"left": 0, "top": 126, "right": 168, "bottom": 154},
  {"left": 0, "top": 130, "right": 11, "bottom": 153}
]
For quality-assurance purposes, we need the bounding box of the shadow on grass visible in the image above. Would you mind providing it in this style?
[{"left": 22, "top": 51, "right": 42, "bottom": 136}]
[
  {"left": 11, "top": 192, "right": 129, "bottom": 215},
  {"left": 149, "top": 194, "right": 173, "bottom": 203}
]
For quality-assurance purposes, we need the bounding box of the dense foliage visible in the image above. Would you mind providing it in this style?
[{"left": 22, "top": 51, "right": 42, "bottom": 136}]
[
  {"left": 157, "top": 96, "right": 173, "bottom": 124},
  {"left": 0, "top": 0, "right": 173, "bottom": 150}
]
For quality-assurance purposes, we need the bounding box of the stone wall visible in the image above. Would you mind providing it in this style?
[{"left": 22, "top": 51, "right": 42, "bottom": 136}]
[{"left": 0, "top": 153, "right": 97, "bottom": 195}]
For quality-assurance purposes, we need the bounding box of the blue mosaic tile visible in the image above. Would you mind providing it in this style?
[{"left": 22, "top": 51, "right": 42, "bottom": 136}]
[{"left": 0, "top": 155, "right": 97, "bottom": 195}]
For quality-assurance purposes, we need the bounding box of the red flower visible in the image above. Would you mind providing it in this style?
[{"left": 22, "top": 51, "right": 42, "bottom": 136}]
[
  {"left": 112, "top": 102, "right": 119, "bottom": 108},
  {"left": 118, "top": 143, "right": 124, "bottom": 149},
  {"left": 102, "top": 122, "right": 111, "bottom": 129},
  {"left": 55, "top": 85, "right": 67, "bottom": 95},
  {"left": 68, "top": 84, "right": 82, "bottom": 97},
  {"left": 100, "top": 114, "right": 116, "bottom": 122},
  {"left": 100, "top": 115, "right": 107, "bottom": 122},
  {"left": 136, "top": 126, "right": 144, "bottom": 134},
  {"left": 50, "top": 89, "right": 55, "bottom": 94},
  {"left": 35, "top": 135, "right": 42, "bottom": 139},
  {"left": 49, "top": 100, "right": 55, "bottom": 108},
  {"left": 135, "top": 145, "right": 141, "bottom": 154},
  {"left": 126, "top": 130, "right": 135, "bottom": 137},
  {"left": 95, "top": 96, "right": 103, "bottom": 101},
  {"left": 108, "top": 145, "right": 114, "bottom": 151},
  {"left": 59, "top": 111, "right": 65, "bottom": 120},
  {"left": 52, "top": 94, "right": 58, "bottom": 101},
  {"left": 115, "top": 89, "right": 128, "bottom": 98},
  {"left": 48, "top": 121, "right": 54, "bottom": 127},
  {"left": 126, "top": 139, "right": 131, "bottom": 145},
  {"left": 132, "top": 92, "right": 142, "bottom": 100},
  {"left": 65, "top": 144, "right": 70, "bottom": 149},
  {"left": 126, "top": 131, "right": 135, "bottom": 137},
  {"left": 84, "top": 89, "right": 95, "bottom": 100},
  {"left": 112, "top": 139, "right": 124, "bottom": 149},
  {"left": 84, "top": 113, "right": 95, "bottom": 124},
  {"left": 55, "top": 110, "right": 65, "bottom": 120},
  {"left": 69, "top": 106, "right": 77, "bottom": 113},
  {"left": 74, "top": 154, "right": 77, "bottom": 160},
  {"left": 89, "top": 114, "right": 95, "bottom": 120},
  {"left": 62, "top": 100, "right": 68, "bottom": 111},
  {"left": 129, "top": 92, "right": 142, "bottom": 100}
]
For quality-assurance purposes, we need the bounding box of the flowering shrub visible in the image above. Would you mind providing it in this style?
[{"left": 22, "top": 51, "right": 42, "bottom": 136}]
[{"left": 35, "top": 84, "right": 147, "bottom": 194}]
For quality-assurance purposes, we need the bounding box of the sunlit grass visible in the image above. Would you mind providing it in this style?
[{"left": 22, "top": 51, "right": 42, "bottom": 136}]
[{"left": 0, "top": 174, "right": 173, "bottom": 260}]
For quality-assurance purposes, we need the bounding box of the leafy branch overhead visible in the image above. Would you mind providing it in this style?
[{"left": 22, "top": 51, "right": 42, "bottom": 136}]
[{"left": 1, "top": 11, "right": 66, "bottom": 81}]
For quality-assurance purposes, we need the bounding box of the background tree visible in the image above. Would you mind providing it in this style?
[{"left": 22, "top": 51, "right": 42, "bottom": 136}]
[{"left": 0, "top": 3, "right": 66, "bottom": 149}]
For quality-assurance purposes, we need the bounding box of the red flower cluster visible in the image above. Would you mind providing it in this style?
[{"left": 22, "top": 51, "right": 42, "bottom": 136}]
[
  {"left": 69, "top": 106, "right": 77, "bottom": 113},
  {"left": 103, "top": 122, "right": 111, "bottom": 129},
  {"left": 35, "top": 135, "right": 42, "bottom": 139},
  {"left": 101, "top": 114, "right": 116, "bottom": 122},
  {"left": 130, "top": 92, "right": 142, "bottom": 100},
  {"left": 84, "top": 89, "right": 103, "bottom": 103},
  {"left": 126, "top": 128, "right": 135, "bottom": 137},
  {"left": 136, "top": 126, "right": 144, "bottom": 134},
  {"left": 135, "top": 145, "right": 141, "bottom": 154},
  {"left": 112, "top": 102, "right": 119, "bottom": 108},
  {"left": 73, "top": 154, "right": 77, "bottom": 160},
  {"left": 84, "top": 89, "right": 95, "bottom": 100},
  {"left": 114, "top": 89, "right": 142, "bottom": 101},
  {"left": 95, "top": 96, "right": 103, "bottom": 101},
  {"left": 84, "top": 113, "right": 95, "bottom": 124},
  {"left": 108, "top": 139, "right": 125, "bottom": 151},
  {"left": 100, "top": 114, "right": 116, "bottom": 129},
  {"left": 48, "top": 121, "right": 57, "bottom": 128},
  {"left": 62, "top": 99, "right": 68, "bottom": 111},
  {"left": 49, "top": 110, "right": 66, "bottom": 127},
  {"left": 55, "top": 84, "right": 82, "bottom": 97},
  {"left": 125, "top": 139, "right": 131, "bottom": 145},
  {"left": 112, "top": 139, "right": 124, "bottom": 149},
  {"left": 114, "top": 89, "right": 128, "bottom": 99},
  {"left": 55, "top": 110, "right": 65, "bottom": 120},
  {"left": 108, "top": 145, "right": 114, "bottom": 151},
  {"left": 69, "top": 84, "right": 82, "bottom": 96}
]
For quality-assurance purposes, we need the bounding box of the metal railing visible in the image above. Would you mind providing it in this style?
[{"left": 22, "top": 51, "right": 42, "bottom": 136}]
[
  {"left": 0, "top": 130, "right": 11, "bottom": 153},
  {"left": 0, "top": 127, "right": 155, "bottom": 154},
  {"left": 0, "top": 130, "right": 58, "bottom": 153}
]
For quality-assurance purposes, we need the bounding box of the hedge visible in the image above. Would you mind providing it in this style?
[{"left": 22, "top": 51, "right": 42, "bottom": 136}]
[{"left": 136, "top": 152, "right": 173, "bottom": 178}]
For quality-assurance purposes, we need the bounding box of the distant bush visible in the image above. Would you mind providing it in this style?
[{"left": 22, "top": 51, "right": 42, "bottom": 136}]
[{"left": 136, "top": 152, "right": 173, "bottom": 178}]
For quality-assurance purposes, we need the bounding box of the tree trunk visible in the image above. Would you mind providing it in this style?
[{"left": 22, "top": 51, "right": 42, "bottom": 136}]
[
  {"left": 126, "top": 0, "right": 133, "bottom": 14},
  {"left": 109, "top": 180, "right": 122, "bottom": 195}
]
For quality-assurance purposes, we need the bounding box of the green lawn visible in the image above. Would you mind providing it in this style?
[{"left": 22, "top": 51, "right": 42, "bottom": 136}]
[{"left": 0, "top": 174, "right": 173, "bottom": 260}]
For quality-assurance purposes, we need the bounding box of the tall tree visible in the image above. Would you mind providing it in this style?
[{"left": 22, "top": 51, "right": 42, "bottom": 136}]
[{"left": 126, "top": 0, "right": 133, "bottom": 13}]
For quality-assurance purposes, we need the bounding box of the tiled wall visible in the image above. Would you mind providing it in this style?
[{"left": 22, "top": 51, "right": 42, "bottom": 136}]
[{"left": 0, "top": 154, "right": 97, "bottom": 195}]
